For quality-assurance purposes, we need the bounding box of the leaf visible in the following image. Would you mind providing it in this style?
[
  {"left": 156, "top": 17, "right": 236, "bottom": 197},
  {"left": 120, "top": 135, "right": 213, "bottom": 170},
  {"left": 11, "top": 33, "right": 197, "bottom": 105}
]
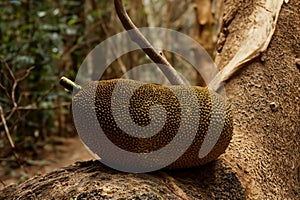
[{"left": 67, "top": 18, "right": 78, "bottom": 26}]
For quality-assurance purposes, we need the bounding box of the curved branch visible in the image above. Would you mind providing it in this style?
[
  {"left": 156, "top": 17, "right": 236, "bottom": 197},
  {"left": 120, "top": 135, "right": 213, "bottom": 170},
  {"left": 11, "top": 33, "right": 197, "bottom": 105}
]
[{"left": 114, "top": 0, "right": 185, "bottom": 85}]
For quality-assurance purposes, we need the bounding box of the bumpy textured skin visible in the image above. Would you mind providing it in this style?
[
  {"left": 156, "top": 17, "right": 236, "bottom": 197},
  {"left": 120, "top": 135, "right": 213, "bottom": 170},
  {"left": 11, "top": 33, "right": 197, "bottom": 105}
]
[{"left": 72, "top": 79, "right": 233, "bottom": 169}]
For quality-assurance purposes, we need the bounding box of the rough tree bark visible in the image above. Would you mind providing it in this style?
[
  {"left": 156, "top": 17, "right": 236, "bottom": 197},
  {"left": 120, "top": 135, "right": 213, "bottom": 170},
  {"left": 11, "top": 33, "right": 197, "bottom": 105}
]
[{"left": 1, "top": 0, "right": 299, "bottom": 199}]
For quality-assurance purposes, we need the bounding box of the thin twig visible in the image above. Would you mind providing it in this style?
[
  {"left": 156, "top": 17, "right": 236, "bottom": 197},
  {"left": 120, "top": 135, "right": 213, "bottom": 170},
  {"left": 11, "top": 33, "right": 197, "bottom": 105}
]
[
  {"left": 0, "top": 105, "right": 21, "bottom": 167},
  {"left": 0, "top": 179, "right": 6, "bottom": 187},
  {"left": 0, "top": 82, "right": 10, "bottom": 99},
  {"left": 1, "top": 58, "right": 15, "bottom": 83},
  {"left": 0, "top": 106, "right": 15, "bottom": 149},
  {"left": 0, "top": 58, "right": 36, "bottom": 124},
  {"left": 114, "top": 0, "right": 185, "bottom": 85},
  {"left": 0, "top": 57, "right": 17, "bottom": 107},
  {"left": 16, "top": 66, "right": 35, "bottom": 82}
]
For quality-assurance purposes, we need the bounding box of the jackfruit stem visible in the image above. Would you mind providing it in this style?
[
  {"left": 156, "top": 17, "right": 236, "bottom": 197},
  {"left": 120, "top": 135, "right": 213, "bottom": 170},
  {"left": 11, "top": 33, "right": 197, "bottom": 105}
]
[
  {"left": 59, "top": 77, "right": 82, "bottom": 94},
  {"left": 114, "top": 0, "right": 186, "bottom": 85}
]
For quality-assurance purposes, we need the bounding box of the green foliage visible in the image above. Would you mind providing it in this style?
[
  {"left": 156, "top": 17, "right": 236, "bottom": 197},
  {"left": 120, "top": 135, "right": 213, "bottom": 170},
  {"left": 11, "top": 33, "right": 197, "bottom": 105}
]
[
  {"left": 0, "top": 0, "right": 88, "bottom": 152},
  {"left": 0, "top": 0, "right": 130, "bottom": 160}
]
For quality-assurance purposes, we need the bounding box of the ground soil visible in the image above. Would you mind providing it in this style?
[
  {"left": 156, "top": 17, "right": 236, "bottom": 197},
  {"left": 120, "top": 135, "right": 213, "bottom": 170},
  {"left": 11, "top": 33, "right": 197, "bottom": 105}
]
[{"left": 0, "top": 136, "right": 94, "bottom": 190}]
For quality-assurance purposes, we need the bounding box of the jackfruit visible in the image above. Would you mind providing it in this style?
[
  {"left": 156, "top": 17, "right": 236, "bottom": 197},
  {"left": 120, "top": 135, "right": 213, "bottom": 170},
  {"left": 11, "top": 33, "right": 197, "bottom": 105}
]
[{"left": 65, "top": 78, "right": 233, "bottom": 169}]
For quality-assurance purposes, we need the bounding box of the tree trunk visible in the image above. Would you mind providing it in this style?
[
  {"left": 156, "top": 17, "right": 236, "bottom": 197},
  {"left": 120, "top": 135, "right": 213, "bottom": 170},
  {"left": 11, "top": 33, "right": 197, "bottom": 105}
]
[
  {"left": 1, "top": 0, "right": 299, "bottom": 199},
  {"left": 215, "top": 0, "right": 299, "bottom": 198}
]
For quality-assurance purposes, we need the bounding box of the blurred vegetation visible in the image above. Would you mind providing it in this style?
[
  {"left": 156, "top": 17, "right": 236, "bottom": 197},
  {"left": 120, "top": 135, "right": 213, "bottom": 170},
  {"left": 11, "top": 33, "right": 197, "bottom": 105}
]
[
  {"left": 0, "top": 0, "right": 124, "bottom": 164},
  {"left": 0, "top": 0, "right": 220, "bottom": 176}
]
